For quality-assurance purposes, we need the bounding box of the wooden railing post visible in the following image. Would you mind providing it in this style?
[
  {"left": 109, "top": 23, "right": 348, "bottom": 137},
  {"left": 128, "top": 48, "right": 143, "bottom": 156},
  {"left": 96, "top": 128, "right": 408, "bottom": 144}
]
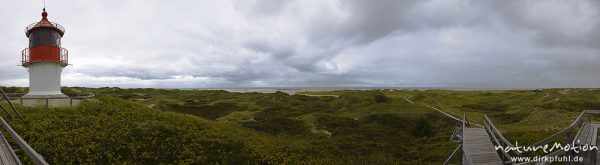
[
  {"left": 565, "top": 134, "right": 572, "bottom": 146},
  {"left": 443, "top": 144, "right": 462, "bottom": 165},
  {"left": 463, "top": 114, "right": 470, "bottom": 128}
]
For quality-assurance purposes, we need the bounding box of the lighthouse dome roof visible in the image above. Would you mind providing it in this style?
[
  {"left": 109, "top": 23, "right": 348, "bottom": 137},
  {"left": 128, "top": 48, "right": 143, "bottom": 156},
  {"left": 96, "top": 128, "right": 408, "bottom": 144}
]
[{"left": 25, "top": 9, "right": 65, "bottom": 37}]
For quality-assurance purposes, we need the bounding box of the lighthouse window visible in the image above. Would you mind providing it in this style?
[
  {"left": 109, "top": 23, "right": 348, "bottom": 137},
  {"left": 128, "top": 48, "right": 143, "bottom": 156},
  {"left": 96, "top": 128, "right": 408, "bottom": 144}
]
[{"left": 29, "top": 29, "right": 61, "bottom": 47}]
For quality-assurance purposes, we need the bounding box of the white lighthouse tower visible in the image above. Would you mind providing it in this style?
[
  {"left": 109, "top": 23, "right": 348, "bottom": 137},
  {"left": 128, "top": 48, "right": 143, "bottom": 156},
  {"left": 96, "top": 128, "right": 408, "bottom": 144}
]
[{"left": 21, "top": 8, "right": 69, "bottom": 99}]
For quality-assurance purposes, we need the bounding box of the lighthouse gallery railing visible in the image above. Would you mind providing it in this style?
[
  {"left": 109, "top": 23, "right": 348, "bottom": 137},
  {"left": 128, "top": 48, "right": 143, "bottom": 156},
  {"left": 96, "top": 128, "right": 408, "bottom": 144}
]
[
  {"left": 25, "top": 22, "right": 65, "bottom": 35},
  {"left": 21, "top": 48, "right": 68, "bottom": 67}
]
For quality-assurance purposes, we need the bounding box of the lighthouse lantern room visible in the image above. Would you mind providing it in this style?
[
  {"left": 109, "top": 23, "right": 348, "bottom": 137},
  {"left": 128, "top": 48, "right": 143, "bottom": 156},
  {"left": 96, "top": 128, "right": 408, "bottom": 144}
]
[{"left": 21, "top": 8, "right": 68, "bottom": 97}]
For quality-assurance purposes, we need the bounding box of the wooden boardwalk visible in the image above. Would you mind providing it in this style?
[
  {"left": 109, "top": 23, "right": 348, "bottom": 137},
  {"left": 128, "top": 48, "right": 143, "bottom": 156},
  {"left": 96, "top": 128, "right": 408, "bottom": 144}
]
[
  {"left": 0, "top": 132, "right": 19, "bottom": 165},
  {"left": 432, "top": 104, "right": 600, "bottom": 164},
  {"left": 462, "top": 128, "right": 503, "bottom": 165},
  {"left": 574, "top": 123, "right": 600, "bottom": 146},
  {"left": 573, "top": 123, "right": 600, "bottom": 165}
]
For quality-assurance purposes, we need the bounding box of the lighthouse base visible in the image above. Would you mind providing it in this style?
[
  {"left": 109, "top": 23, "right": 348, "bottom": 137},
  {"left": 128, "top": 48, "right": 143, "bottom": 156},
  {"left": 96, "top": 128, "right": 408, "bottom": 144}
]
[
  {"left": 23, "top": 93, "right": 68, "bottom": 98},
  {"left": 18, "top": 94, "right": 77, "bottom": 107}
]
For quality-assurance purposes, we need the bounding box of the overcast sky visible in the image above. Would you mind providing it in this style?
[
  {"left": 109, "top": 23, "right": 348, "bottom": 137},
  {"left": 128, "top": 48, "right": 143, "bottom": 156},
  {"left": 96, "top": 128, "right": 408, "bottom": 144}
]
[{"left": 1, "top": 0, "right": 600, "bottom": 88}]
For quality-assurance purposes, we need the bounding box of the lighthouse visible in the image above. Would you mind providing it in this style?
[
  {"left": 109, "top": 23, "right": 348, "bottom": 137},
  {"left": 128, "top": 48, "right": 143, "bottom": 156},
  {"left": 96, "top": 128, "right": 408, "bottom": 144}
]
[{"left": 21, "top": 8, "right": 68, "bottom": 98}]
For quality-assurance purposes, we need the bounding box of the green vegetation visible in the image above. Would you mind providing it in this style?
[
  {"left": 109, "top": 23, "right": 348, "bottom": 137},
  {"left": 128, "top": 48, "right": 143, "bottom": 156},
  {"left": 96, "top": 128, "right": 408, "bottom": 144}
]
[
  {"left": 379, "top": 89, "right": 595, "bottom": 145},
  {"left": 1, "top": 87, "right": 599, "bottom": 164}
]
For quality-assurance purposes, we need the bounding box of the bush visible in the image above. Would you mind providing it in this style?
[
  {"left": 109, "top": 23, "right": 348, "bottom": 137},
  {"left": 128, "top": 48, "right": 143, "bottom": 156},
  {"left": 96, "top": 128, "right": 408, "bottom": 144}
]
[
  {"left": 0, "top": 86, "right": 27, "bottom": 94},
  {"left": 2, "top": 88, "right": 462, "bottom": 164},
  {"left": 412, "top": 117, "right": 435, "bottom": 137},
  {"left": 242, "top": 107, "right": 309, "bottom": 135},
  {"left": 373, "top": 93, "right": 390, "bottom": 103},
  {"left": 316, "top": 115, "right": 359, "bottom": 135},
  {"left": 540, "top": 99, "right": 600, "bottom": 111},
  {"left": 333, "top": 91, "right": 390, "bottom": 110},
  {"left": 8, "top": 97, "right": 254, "bottom": 164},
  {"left": 361, "top": 113, "right": 408, "bottom": 128},
  {"left": 462, "top": 102, "right": 509, "bottom": 112},
  {"left": 159, "top": 102, "right": 239, "bottom": 120}
]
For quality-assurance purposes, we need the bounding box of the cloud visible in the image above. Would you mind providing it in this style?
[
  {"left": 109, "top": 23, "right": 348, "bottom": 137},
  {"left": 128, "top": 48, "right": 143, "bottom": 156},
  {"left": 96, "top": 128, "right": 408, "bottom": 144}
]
[{"left": 1, "top": 0, "right": 600, "bottom": 88}]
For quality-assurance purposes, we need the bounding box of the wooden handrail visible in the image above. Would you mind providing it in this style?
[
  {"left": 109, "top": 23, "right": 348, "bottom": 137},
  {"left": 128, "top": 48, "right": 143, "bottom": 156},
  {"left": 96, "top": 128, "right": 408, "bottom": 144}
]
[
  {"left": 425, "top": 104, "right": 482, "bottom": 127},
  {"left": 513, "top": 110, "right": 600, "bottom": 164},
  {"left": 0, "top": 88, "right": 24, "bottom": 121},
  {"left": 484, "top": 115, "right": 518, "bottom": 154},
  {"left": 485, "top": 121, "right": 514, "bottom": 164},
  {"left": 461, "top": 114, "right": 475, "bottom": 165},
  {"left": 443, "top": 144, "right": 461, "bottom": 165},
  {"left": 463, "top": 114, "right": 468, "bottom": 128},
  {"left": 530, "top": 110, "right": 596, "bottom": 147},
  {"left": 0, "top": 115, "right": 48, "bottom": 165},
  {"left": 451, "top": 109, "right": 600, "bottom": 164},
  {"left": 69, "top": 93, "right": 95, "bottom": 99},
  {"left": 443, "top": 115, "right": 467, "bottom": 165}
]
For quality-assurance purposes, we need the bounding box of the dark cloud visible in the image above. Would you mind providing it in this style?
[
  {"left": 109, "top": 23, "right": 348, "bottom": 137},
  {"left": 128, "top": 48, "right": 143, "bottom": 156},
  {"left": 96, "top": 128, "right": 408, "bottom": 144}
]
[
  {"left": 76, "top": 67, "right": 177, "bottom": 80},
  {"left": 1, "top": 0, "right": 600, "bottom": 88},
  {"left": 334, "top": 0, "right": 419, "bottom": 44},
  {"left": 244, "top": 40, "right": 296, "bottom": 61}
]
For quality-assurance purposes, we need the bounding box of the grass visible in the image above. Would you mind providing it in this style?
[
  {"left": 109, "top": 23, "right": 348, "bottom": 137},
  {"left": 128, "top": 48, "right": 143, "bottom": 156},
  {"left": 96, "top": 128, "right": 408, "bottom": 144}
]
[{"left": 1, "top": 87, "right": 599, "bottom": 163}]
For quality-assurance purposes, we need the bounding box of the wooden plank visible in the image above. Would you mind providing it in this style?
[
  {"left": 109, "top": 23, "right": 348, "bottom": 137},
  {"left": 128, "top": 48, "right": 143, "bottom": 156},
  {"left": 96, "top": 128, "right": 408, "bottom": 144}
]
[
  {"left": 575, "top": 124, "right": 590, "bottom": 163},
  {"left": 572, "top": 123, "right": 600, "bottom": 164},
  {"left": 0, "top": 131, "right": 20, "bottom": 165},
  {"left": 592, "top": 124, "right": 599, "bottom": 145},
  {"left": 589, "top": 124, "right": 600, "bottom": 164},
  {"left": 586, "top": 124, "right": 595, "bottom": 145},
  {"left": 462, "top": 128, "right": 503, "bottom": 165},
  {"left": 585, "top": 124, "right": 596, "bottom": 164},
  {"left": 597, "top": 150, "right": 600, "bottom": 165},
  {"left": 576, "top": 123, "right": 591, "bottom": 145}
]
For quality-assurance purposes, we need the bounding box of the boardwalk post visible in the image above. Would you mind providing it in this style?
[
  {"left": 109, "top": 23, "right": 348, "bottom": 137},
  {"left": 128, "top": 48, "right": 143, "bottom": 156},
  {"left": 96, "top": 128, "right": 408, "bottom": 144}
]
[{"left": 568, "top": 134, "right": 574, "bottom": 147}]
